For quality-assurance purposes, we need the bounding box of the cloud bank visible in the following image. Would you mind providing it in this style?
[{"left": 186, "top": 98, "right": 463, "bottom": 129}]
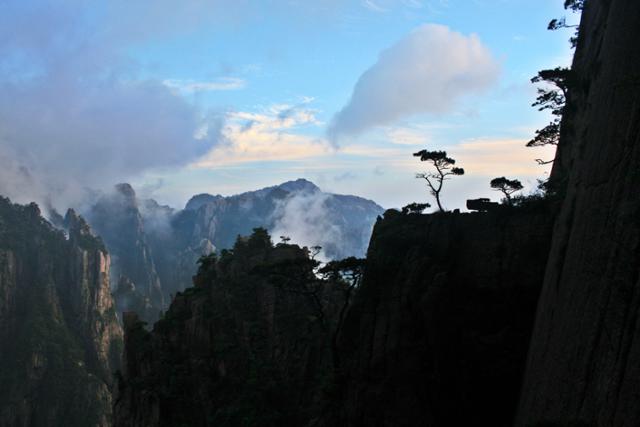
[
  {"left": 328, "top": 24, "right": 499, "bottom": 141},
  {"left": 0, "top": 0, "right": 227, "bottom": 209}
]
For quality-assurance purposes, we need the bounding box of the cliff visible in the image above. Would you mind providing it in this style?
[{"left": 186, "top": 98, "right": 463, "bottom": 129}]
[
  {"left": 114, "top": 229, "right": 346, "bottom": 427},
  {"left": 113, "top": 202, "right": 555, "bottom": 427},
  {"left": 318, "top": 206, "right": 555, "bottom": 426},
  {"left": 516, "top": 0, "right": 640, "bottom": 425},
  {"left": 88, "top": 183, "right": 164, "bottom": 322},
  {"left": 0, "top": 198, "right": 122, "bottom": 427}
]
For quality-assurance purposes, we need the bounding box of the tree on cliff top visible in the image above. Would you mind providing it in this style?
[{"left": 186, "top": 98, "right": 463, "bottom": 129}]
[
  {"left": 490, "top": 177, "right": 523, "bottom": 205},
  {"left": 413, "top": 150, "right": 464, "bottom": 212}
]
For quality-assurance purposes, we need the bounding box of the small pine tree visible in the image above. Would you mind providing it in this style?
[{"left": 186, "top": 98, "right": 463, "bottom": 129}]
[
  {"left": 413, "top": 150, "right": 464, "bottom": 212},
  {"left": 490, "top": 177, "right": 524, "bottom": 205}
]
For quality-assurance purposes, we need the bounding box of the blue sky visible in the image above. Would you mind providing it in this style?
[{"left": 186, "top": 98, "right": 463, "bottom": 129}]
[{"left": 0, "top": 0, "right": 579, "bottom": 210}]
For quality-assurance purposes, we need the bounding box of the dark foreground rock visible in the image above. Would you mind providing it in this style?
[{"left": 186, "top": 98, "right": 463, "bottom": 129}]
[
  {"left": 114, "top": 230, "right": 346, "bottom": 427},
  {"left": 114, "top": 204, "right": 555, "bottom": 427},
  {"left": 516, "top": 1, "right": 640, "bottom": 425},
  {"left": 318, "top": 207, "right": 555, "bottom": 427}
]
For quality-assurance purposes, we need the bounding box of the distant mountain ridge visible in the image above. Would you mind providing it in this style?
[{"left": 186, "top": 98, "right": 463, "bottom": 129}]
[
  {"left": 177, "top": 178, "right": 382, "bottom": 255},
  {"left": 84, "top": 179, "right": 384, "bottom": 322}
]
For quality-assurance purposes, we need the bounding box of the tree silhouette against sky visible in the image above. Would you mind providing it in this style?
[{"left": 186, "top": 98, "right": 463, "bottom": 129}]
[
  {"left": 490, "top": 177, "right": 523, "bottom": 205},
  {"left": 413, "top": 150, "right": 464, "bottom": 212}
]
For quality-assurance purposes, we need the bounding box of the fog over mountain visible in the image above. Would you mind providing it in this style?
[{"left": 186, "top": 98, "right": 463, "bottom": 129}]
[{"left": 78, "top": 179, "right": 383, "bottom": 322}]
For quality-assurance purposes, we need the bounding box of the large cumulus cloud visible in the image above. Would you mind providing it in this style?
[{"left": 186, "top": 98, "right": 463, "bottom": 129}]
[{"left": 328, "top": 24, "right": 500, "bottom": 141}]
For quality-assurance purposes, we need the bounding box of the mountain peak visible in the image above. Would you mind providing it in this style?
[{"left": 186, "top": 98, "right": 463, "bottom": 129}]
[
  {"left": 185, "top": 193, "right": 224, "bottom": 211},
  {"left": 115, "top": 183, "right": 136, "bottom": 199},
  {"left": 277, "top": 179, "right": 320, "bottom": 194}
]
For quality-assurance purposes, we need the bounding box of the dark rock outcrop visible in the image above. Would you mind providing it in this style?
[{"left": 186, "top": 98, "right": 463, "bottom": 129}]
[
  {"left": 114, "top": 229, "right": 345, "bottom": 427},
  {"left": 516, "top": 1, "right": 640, "bottom": 425},
  {"left": 114, "top": 204, "right": 556, "bottom": 427},
  {"left": 0, "top": 198, "right": 123, "bottom": 427},
  {"left": 319, "top": 207, "right": 555, "bottom": 427}
]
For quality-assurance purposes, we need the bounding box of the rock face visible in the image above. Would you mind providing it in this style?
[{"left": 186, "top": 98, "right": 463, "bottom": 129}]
[
  {"left": 114, "top": 229, "right": 344, "bottom": 427},
  {"left": 516, "top": 1, "right": 640, "bottom": 425},
  {"left": 177, "top": 179, "right": 384, "bottom": 261},
  {"left": 88, "top": 183, "right": 164, "bottom": 323},
  {"left": 0, "top": 198, "right": 123, "bottom": 427},
  {"left": 320, "top": 207, "right": 555, "bottom": 427}
]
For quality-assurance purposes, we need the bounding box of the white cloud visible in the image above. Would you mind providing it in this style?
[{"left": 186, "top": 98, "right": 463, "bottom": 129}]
[
  {"left": 193, "top": 103, "right": 330, "bottom": 167},
  {"left": 328, "top": 24, "right": 500, "bottom": 141},
  {"left": 163, "top": 77, "right": 247, "bottom": 93}
]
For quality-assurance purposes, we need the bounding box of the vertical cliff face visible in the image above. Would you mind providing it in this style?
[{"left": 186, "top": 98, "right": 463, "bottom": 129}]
[
  {"left": 89, "top": 183, "right": 164, "bottom": 322},
  {"left": 114, "top": 229, "right": 344, "bottom": 427},
  {"left": 322, "top": 207, "right": 555, "bottom": 427},
  {"left": 516, "top": 1, "right": 640, "bottom": 425},
  {"left": 0, "top": 198, "right": 123, "bottom": 427}
]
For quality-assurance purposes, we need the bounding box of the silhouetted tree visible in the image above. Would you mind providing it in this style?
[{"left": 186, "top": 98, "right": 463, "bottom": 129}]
[
  {"left": 548, "top": 0, "right": 584, "bottom": 48},
  {"left": 490, "top": 177, "right": 523, "bottom": 205},
  {"left": 528, "top": 67, "right": 573, "bottom": 164},
  {"left": 310, "top": 245, "right": 322, "bottom": 260},
  {"left": 401, "top": 202, "right": 430, "bottom": 214},
  {"left": 528, "top": 0, "right": 583, "bottom": 168},
  {"left": 413, "top": 150, "right": 464, "bottom": 212}
]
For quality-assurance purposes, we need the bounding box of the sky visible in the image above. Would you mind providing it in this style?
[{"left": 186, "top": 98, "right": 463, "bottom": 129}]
[{"left": 0, "top": 0, "right": 580, "bottom": 211}]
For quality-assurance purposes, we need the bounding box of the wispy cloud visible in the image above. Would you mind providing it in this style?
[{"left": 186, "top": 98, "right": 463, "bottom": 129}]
[
  {"left": 193, "top": 101, "right": 330, "bottom": 167},
  {"left": 362, "top": 0, "right": 388, "bottom": 12},
  {"left": 163, "top": 77, "right": 247, "bottom": 93}
]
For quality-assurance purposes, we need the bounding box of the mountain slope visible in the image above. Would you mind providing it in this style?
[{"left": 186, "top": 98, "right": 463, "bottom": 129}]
[{"left": 176, "top": 179, "right": 383, "bottom": 260}]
